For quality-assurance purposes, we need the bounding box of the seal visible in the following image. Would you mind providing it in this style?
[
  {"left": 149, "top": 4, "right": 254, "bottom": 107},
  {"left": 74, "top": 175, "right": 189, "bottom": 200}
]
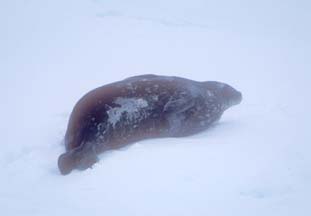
[{"left": 58, "top": 74, "right": 242, "bottom": 175}]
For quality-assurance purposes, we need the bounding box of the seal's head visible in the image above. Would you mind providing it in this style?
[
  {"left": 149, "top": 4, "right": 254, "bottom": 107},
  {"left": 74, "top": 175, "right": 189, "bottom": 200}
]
[{"left": 204, "top": 81, "right": 242, "bottom": 109}]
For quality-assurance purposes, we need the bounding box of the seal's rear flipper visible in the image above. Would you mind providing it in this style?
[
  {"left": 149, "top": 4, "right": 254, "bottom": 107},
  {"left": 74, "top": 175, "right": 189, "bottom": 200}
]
[
  {"left": 58, "top": 145, "right": 99, "bottom": 175},
  {"left": 75, "top": 148, "right": 99, "bottom": 171},
  {"left": 58, "top": 152, "right": 75, "bottom": 175}
]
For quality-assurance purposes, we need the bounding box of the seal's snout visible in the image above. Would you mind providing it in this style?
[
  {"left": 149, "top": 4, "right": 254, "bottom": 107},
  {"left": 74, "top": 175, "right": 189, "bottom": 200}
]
[
  {"left": 58, "top": 152, "right": 75, "bottom": 175},
  {"left": 222, "top": 84, "right": 242, "bottom": 107},
  {"left": 234, "top": 90, "right": 242, "bottom": 105}
]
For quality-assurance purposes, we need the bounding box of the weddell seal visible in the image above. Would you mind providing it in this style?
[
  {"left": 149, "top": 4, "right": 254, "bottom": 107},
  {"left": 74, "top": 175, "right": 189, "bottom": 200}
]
[{"left": 58, "top": 74, "right": 242, "bottom": 175}]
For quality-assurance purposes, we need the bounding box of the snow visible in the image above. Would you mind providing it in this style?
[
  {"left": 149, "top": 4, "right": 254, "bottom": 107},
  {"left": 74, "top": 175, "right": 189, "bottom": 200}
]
[
  {"left": 107, "top": 97, "right": 149, "bottom": 128},
  {"left": 1, "top": 0, "right": 311, "bottom": 215}
]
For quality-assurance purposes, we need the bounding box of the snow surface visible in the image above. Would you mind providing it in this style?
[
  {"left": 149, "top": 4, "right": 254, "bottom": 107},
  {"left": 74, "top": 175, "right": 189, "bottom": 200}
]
[{"left": 1, "top": 0, "right": 311, "bottom": 215}]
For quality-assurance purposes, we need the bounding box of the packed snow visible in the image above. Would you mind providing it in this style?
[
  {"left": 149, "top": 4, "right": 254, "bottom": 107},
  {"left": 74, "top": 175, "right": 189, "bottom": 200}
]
[
  {"left": 1, "top": 0, "right": 310, "bottom": 215},
  {"left": 107, "top": 97, "right": 149, "bottom": 128}
]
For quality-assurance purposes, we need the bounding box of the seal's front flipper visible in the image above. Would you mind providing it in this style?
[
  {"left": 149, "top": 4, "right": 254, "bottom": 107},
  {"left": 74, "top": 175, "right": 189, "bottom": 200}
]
[
  {"left": 163, "top": 95, "right": 195, "bottom": 114},
  {"left": 163, "top": 94, "right": 196, "bottom": 137}
]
